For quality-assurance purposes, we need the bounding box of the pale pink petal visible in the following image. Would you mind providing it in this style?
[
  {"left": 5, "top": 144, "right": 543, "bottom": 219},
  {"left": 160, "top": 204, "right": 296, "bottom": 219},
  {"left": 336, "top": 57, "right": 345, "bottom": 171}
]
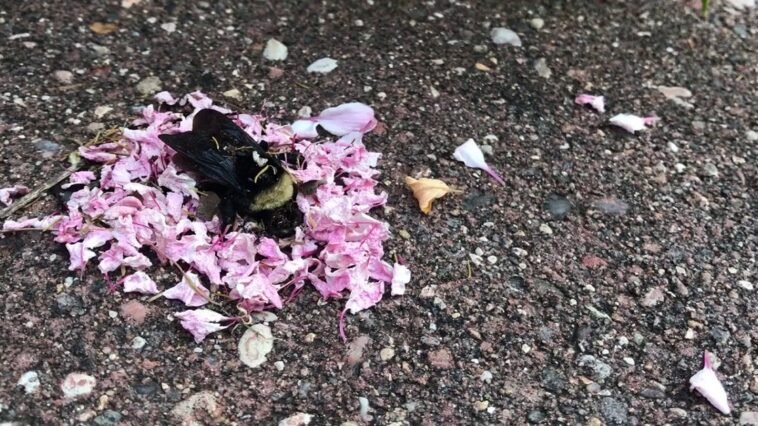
[
  {"left": 391, "top": 263, "right": 410, "bottom": 296},
  {"left": 62, "top": 171, "right": 97, "bottom": 189},
  {"left": 345, "top": 280, "right": 385, "bottom": 314},
  {"left": 574, "top": 94, "right": 606, "bottom": 113},
  {"left": 66, "top": 242, "right": 96, "bottom": 271},
  {"left": 154, "top": 91, "right": 177, "bottom": 105},
  {"left": 174, "top": 309, "right": 233, "bottom": 343},
  {"left": 689, "top": 351, "right": 731, "bottom": 415},
  {"left": 0, "top": 185, "right": 30, "bottom": 206},
  {"left": 453, "top": 139, "right": 505, "bottom": 185},
  {"left": 311, "top": 102, "right": 377, "bottom": 136},
  {"left": 609, "top": 114, "right": 658, "bottom": 134},
  {"left": 157, "top": 163, "right": 197, "bottom": 197},
  {"left": 291, "top": 120, "right": 320, "bottom": 139},
  {"left": 2, "top": 216, "right": 63, "bottom": 231},
  {"left": 122, "top": 271, "right": 159, "bottom": 294},
  {"left": 163, "top": 272, "right": 211, "bottom": 307}
]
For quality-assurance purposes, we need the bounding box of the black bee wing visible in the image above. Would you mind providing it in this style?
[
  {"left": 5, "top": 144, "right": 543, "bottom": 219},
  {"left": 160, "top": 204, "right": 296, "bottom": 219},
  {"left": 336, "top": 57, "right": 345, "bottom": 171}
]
[
  {"left": 158, "top": 132, "right": 245, "bottom": 194},
  {"left": 192, "top": 108, "right": 260, "bottom": 149}
]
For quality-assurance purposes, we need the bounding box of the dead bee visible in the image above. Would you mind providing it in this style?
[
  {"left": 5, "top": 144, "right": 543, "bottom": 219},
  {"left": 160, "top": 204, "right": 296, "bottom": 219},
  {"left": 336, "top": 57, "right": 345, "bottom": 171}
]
[{"left": 158, "top": 109, "right": 302, "bottom": 236}]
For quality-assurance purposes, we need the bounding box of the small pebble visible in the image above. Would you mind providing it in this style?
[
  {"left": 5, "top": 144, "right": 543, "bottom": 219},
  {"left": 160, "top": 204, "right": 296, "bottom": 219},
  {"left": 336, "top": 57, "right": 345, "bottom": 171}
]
[
  {"left": 53, "top": 70, "right": 74, "bottom": 84},
  {"left": 379, "top": 347, "right": 395, "bottom": 361},
  {"left": 131, "top": 336, "right": 146, "bottom": 350},
  {"left": 529, "top": 18, "right": 544, "bottom": 30},
  {"left": 490, "top": 27, "right": 522, "bottom": 46},
  {"left": 262, "top": 39, "right": 288, "bottom": 61},
  {"left": 480, "top": 370, "right": 493, "bottom": 383},
  {"left": 534, "top": 58, "right": 552, "bottom": 79},
  {"left": 17, "top": 371, "right": 40, "bottom": 394},
  {"left": 307, "top": 57, "right": 338, "bottom": 74},
  {"left": 539, "top": 224, "right": 553, "bottom": 235},
  {"left": 136, "top": 76, "right": 162, "bottom": 95},
  {"left": 674, "top": 163, "right": 686, "bottom": 173},
  {"left": 746, "top": 130, "right": 758, "bottom": 141},
  {"left": 667, "top": 142, "right": 679, "bottom": 153},
  {"left": 274, "top": 361, "right": 285, "bottom": 371},
  {"left": 737, "top": 280, "right": 753, "bottom": 291},
  {"left": 703, "top": 163, "right": 719, "bottom": 177}
]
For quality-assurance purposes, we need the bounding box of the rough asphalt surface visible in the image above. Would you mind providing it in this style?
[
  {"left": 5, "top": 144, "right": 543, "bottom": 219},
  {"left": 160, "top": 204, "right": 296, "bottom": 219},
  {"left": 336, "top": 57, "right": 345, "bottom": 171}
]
[{"left": 1, "top": 0, "right": 757, "bottom": 425}]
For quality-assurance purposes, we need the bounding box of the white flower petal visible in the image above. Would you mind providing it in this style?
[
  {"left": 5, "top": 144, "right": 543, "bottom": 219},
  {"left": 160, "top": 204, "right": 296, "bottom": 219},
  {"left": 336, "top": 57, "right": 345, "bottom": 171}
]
[{"left": 689, "top": 352, "right": 731, "bottom": 415}]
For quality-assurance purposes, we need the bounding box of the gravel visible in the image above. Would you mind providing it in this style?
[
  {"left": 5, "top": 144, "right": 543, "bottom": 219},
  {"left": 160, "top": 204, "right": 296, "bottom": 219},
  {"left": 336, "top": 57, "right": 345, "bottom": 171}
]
[{"left": 0, "top": 1, "right": 755, "bottom": 424}]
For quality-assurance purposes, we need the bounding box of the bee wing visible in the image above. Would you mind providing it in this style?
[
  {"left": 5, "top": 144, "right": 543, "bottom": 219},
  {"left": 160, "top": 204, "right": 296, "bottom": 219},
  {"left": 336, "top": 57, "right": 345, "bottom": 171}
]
[
  {"left": 158, "top": 132, "right": 245, "bottom": 193},
  {"left": 193, "top": 108, "right": 260, "bottom": 149}
]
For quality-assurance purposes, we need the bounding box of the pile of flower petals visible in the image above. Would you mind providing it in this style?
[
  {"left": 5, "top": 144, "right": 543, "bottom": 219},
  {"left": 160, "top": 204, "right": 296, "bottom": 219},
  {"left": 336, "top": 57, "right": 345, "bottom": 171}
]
[{"left": 2, "top": 92, "right": 410, "bottom": 343}]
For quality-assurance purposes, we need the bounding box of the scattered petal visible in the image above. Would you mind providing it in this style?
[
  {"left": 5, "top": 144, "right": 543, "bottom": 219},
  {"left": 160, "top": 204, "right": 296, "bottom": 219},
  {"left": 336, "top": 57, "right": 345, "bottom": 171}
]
[
  {"left": 174, "top": 309, "right": 233, "bottom": 343},
  {"left": 238, "top": 324, "right": 274, "bottom": 368},
  {"left": 575, "top": 94, "right": 606, "bottom": 113},
  {"left": 307, "top": 57, "right": 338, "bottom": 74},
  {"left": 89, "top": 22, "right": 118, "bottom": 35},
  {"left": 453, "top": 139, "right": 505, "bottom": 185},
  {"left": 122, "top": 271, "right": 159, "bottom": 294},
  {"left": 295, "top": 102, "right": 377, "bottom": 137},
  {"left": 0, "top": 185, "right": 29, "bottom": 206},
  {"left": 163, "top": 272, "right": 211, "bottom": 307},
  {"left": 404, "top": 176, "right": 462, "bottom": 214},
  {"left": 391, "top": 263, "right": 410, "bottom": 296},
  {"left": 656, "top": 86, "right": 692, "bottom": 99},
  {"left": 609, "top": 114, "right": 659, "bottom": 134},
  {"left": 690, "top": 351, "right": 731, "bottom": 415}
]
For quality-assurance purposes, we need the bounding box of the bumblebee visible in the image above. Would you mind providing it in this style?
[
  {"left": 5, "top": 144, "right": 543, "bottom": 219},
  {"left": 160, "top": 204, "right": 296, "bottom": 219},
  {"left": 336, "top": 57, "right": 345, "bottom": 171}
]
[{"left": 158, "top": 109, "right": 302, "bottom": 236}]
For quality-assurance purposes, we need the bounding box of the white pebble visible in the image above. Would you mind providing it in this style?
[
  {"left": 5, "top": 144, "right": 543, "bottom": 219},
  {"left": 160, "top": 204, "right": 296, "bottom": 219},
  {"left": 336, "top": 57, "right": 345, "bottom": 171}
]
[
  {"left": 262, "top": 39, "right": 288, "bottom": 61},
  {"left": 521, "top": 344, "right": 531, "bottom": 353},
  {"left": 274, "top": 361, "right": 285, "bottom": 371},
  {"left": 539, "top": 224, "right": 553, "bottom": 235},
  {"left": 17, "top": 371, "right": 40, "bottom": 394},
  {"left": 623, "top": 357, "right": 635, "bottom": 366},
  {"left": 737, "top": 280, "right": 754, "bottom": 291},
  {"left": 131, "top": 336, "right": 146, "bottom": 350},
  {"left": 674, "top": 163, "right": 686, "bottom": 173},
  {"left": 307, "top": 57, "right": 338, "bottom": 74},
  {"left": 667, "top": 142, "right": 679, "bottom": 153},
  {"left": 490, "top": 27, "right": 522, "bottom": 46},
  {"left": 529, "top": 18, "right": 544, "bottom": 30},
  {"left": 480, "top": 370, "right": 493, "bottom": 383}
]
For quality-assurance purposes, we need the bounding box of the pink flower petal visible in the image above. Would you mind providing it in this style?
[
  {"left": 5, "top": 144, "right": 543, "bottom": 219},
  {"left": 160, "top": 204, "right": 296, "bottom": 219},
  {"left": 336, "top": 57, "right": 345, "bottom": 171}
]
[
  {"left": 391, "top": 263, "right": 410, "bottom": 296},
  {"left": 122, "top": 271, "right": 159, "bottom": 294},
  {"left": 574, "top": 94, "right": 606, "bottom": 113},
  {"left": 689, "top": 351, "right": 731, "bottom": 415},
  {"left": 0, "top": 185, "right": 30, "bottom": 206},
  {"left": 174, "top": 309, "right": 232, "bottom": 343},
  {"left": 609, "top": 114, "right": 659, "bottom": 134},
  {"left": 453, "top": 139, "right": 505, "bottom": 185},
  {"left": 306, "top": 102, "right": 377, "bottom": 137},
  {"left": 163, "top": 272, "right": 211, "bottom": 307}
]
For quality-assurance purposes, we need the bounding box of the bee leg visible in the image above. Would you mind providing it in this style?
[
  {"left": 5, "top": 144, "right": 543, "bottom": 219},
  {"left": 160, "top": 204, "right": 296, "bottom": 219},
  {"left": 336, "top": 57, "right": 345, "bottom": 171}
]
[{"left": 218, "top": 195, "right": 238, "bottom": 232}]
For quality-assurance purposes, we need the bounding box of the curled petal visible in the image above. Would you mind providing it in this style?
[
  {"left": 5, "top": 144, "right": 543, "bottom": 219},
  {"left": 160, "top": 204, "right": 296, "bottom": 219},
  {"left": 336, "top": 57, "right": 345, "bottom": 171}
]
[
  {"left": 174, "top": 309, "right": 233, "bottom": 343},
  {"left": 0, "top": 185, "right": 30, "bottom": 206},
  {"left": 574, "top": 94, "right": 605, "bottom": 113},
  {"left": 453, "top": 139, "right": 505, "bottom": 185},
  {"left": 404, "top": 176, "right": 462, "bottom": 214},
  {"left": 609, "top": 114, "right": 659, "bottom": 134}
]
